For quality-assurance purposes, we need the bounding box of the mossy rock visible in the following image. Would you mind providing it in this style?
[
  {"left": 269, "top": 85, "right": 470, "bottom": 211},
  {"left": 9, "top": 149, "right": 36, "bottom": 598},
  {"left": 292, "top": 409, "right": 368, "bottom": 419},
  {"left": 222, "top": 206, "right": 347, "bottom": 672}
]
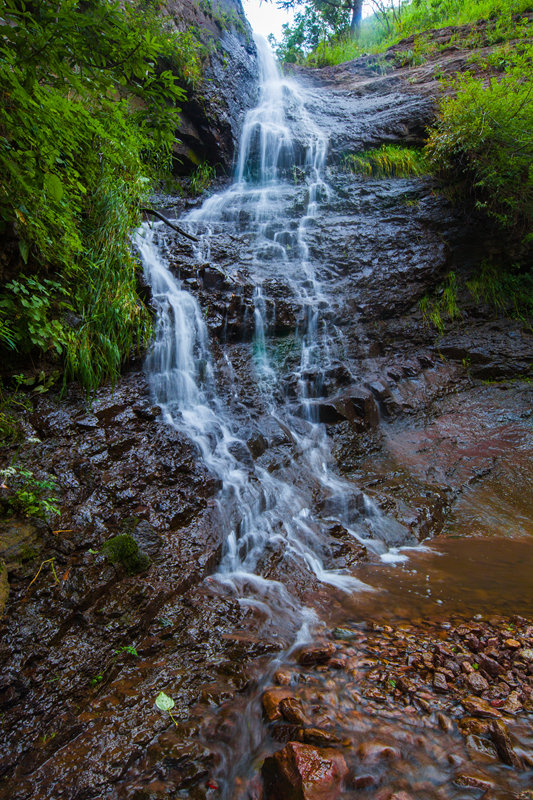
[{"left": 102, "top": 534, "right": 150, "bottom": 575}]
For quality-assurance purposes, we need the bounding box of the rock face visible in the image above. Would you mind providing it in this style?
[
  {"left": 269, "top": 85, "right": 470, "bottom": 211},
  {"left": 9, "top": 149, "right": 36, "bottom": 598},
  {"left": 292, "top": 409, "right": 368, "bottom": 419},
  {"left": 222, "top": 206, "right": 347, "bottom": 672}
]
[{"left": 162, "top": 0, "right": 259, "bottom": 172}]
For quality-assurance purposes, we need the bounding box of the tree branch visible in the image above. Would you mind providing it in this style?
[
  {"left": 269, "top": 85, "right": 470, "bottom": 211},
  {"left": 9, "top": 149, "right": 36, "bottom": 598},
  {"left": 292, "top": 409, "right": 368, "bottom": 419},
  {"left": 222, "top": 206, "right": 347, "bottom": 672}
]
[{"left": 141, "top": 208, "right": 199, "bottom": 242}]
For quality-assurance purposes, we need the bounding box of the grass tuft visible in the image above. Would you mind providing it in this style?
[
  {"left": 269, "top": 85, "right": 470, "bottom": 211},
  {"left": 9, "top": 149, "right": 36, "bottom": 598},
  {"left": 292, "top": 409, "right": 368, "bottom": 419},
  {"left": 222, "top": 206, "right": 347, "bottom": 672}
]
[{"left": 342, "top": 145, "right": 427, "bottom": 178}]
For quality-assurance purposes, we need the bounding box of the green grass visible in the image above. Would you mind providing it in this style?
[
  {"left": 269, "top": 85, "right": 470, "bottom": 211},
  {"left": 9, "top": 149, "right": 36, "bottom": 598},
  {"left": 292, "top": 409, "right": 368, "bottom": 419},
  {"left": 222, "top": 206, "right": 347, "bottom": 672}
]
[
  {"left": 342, "top": 145, "right": 427, "bottom": 178},
  {"left": 419, "top": 273, "right": 462, "bottom": 335}
]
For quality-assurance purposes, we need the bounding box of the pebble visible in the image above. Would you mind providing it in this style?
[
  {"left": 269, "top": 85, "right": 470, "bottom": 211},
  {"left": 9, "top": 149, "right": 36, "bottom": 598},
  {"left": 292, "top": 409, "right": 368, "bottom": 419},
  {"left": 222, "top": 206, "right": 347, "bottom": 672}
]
[
  {"left": 433, "top": 673, "right": 448, "bottom": 693},
  {"left": 466, "top": 672, "right": 489, "bottom": 695}
]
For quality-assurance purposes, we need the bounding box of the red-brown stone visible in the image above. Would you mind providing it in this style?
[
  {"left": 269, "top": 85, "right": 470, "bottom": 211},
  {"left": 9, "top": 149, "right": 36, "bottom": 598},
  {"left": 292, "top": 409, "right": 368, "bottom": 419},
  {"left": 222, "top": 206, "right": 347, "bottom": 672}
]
[{"left": 262, "top": 742, "right": 348, "bottom": 800}]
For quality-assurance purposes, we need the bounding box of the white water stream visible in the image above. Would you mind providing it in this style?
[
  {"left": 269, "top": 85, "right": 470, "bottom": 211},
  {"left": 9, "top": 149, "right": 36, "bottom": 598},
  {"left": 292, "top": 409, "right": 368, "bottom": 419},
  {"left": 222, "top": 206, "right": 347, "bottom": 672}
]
[{"left": 136, "top": 36, "right": 407, "bottom": 639}]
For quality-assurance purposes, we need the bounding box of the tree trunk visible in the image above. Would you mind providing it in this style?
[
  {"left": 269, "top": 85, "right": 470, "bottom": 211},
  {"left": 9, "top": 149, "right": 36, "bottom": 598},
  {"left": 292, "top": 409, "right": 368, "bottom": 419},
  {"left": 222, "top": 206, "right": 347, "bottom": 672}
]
[{"left": 349, "top": 0, "right": 364, "bottom": 38}]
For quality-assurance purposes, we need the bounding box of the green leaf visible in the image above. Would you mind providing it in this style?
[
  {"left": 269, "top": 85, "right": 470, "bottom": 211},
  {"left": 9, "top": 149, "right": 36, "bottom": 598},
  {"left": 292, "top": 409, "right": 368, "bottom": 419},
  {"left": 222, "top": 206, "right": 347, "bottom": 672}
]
[
  {"left": 18, "top": 239, "right": 30, "bottom": 263},
  {"left": 44, "top": 173, "right": 64, "bottom": 202},
  {"left": 155, "top": 691, "right": 175, "bottom": 712}
]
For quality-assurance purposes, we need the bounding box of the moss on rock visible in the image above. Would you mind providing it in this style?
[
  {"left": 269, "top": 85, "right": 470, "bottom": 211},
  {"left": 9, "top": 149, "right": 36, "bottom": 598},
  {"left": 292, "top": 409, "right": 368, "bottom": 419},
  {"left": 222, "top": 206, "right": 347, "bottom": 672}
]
[{"left": 102, "top": 533, "right": 150, "bottom": 575}]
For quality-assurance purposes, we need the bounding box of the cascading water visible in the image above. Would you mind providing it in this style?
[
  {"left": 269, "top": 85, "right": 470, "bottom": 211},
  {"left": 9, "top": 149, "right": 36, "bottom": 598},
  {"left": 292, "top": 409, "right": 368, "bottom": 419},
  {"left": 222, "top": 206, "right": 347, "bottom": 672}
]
[
  {"left": 136, "top": 36, "right": 413, "bottom": 794},
  {"left": 137, "top": 37, "right": 390, "bottom": 625}
]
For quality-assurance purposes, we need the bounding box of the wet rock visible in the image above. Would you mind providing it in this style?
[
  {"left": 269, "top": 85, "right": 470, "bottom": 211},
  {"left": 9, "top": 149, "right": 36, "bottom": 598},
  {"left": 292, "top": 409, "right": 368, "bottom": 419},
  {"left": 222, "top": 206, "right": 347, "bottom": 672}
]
[
  {"left": 458, "top": 718, "right": 491, "bottom": 737},
  {"left": 301, "top": 728, "right": 341, "bottom": 747},
  {"left": 263, "top": 689, "right": 295, "bottom": 722},
  {"left": 279, "top": 697, "right": 306, "bottom": 725},
  {"left": 274, "top": 670, "right": 293, "bottom": 686},
  {"left": 461, "top": 696, "right": 502, "bottom": 718},
  {"left": 357, "top": 742, "right": 401, "bottom": 763},
  {"left": 504, "top": 638, "right": 521, "bottom": 650},
  {"left": 330, "top": 387, "right": 379, "bottom": 430},
  {"left": 465, "top": 734, "right": 498, "bottom": 760},
  {"left": 433, "top": 672, "right": 448, "bottom": 693},
  {"left": 455, "top": 774, "right": 493, "bottom": 792},
  {"left": 131, "top": 521, "right": 162, "bottom": 558},
  {"left": 0, "top": 518, "right": 47, "bottom": 571},
  {"left": 262, "top": 742, "right": 348, "bottom": 800},
  {"left": 437, "top": 713, "right": 453, "bottom": 732},
  {"left": 298, "top": 643, "right": 336, "bottom": 667},
  {"left": 517, "top": 648, "right": 533, "bottom": 663},
  {"left": 351, "top": 775, "right": 377, "bottom": 790},
  {"left": 490, "top": 719, "right": 524, "bottom": 769},
  {"left": 501, "top": 690, "right": 523, "bottom": 714},
  {"left": 478, "top": 653, "right": 504, "bottom": 677},
  {"left": 247, "top": 431, "right": 269, "bottom": 459},
  {"left": 466, "top": 672, "right": 489, "bottom": 695}
]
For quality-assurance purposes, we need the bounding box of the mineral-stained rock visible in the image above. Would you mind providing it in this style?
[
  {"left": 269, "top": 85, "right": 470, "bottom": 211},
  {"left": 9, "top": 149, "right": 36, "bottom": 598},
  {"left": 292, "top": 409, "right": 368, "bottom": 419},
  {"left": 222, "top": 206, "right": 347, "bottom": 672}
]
[
  {"left": 478, "top": 653, "right": 504, "bottom": 677},
  {"left": 262, "top": 742, "right": 348, "bottom": 800},
  {"left": 491, "top": 719, "right": 524, "bottom": 769},
  {"left": 461, "top": 696, "right": 502, "bottom": 718},
  {"left": 504, "top": 638, "right": 521, "bottom": 650}
]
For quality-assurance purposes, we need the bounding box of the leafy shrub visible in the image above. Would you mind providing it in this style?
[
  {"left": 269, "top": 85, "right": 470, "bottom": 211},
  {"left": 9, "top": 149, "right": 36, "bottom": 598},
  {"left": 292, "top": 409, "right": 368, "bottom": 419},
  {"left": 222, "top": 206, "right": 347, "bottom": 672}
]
[
  {"left": 0, "top": 0, "right": 201, "bottom": 391},
  {"left": 102, "top": 534, "right": 150, "bottom": 575},
  {"left": 343, "top": 145, "right": 427, "bottom": 178},
  {"left": 425, "top": 43, "right": 533, "bottom": 240},
  {"left": 0, "top": 465, "right": 61, "bottom": 519}
]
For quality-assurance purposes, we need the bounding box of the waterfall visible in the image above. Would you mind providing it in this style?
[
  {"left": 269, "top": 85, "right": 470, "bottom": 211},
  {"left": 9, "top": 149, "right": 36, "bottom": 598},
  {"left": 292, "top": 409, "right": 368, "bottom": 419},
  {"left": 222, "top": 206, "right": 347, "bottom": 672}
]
[{"left": 136, "top": 35, "right": 408, "bottom": 638}]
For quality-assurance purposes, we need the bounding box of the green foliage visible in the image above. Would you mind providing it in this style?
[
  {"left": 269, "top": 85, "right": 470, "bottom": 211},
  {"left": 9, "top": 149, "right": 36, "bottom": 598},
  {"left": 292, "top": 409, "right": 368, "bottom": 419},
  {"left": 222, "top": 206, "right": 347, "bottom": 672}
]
[
  {"left": 269, "top": 3, "right": 350, "bottom": 63},
  {"left": 0, "top": 277, "right": 69, "bottom": 354},
  {"left": 343, "top": 145, "right": 427, "bottom": 178},
  {"left": 274, "top": 0, "right": 533, "bottom": 67},
  {"left": 425, "top": 43, "right": 533, "bottom": 240},
  {"left": 0, "top": 465, "right": 61, "bottom": 519},
  {"left": 102, "top": 534, "right": 150, "bottom": 575},
  {"left": 419, "top": 273, "right": 461, "bottom": 335},
  {"left": 189, "top": 162, "right": 218, "bottom": 197},
  {"left": 0, "top": 0, "right": 201, "bottom": 391},
  {"left": 467, "top": 262, "right": 533, "bottom": 320}
]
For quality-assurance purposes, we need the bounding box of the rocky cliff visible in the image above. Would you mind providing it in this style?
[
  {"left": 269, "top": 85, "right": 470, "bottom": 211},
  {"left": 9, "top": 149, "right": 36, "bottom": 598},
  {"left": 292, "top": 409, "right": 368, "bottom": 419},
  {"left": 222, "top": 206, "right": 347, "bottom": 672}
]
[{"left": 162, "top": 0, "right": 259, "bottom": 173}]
